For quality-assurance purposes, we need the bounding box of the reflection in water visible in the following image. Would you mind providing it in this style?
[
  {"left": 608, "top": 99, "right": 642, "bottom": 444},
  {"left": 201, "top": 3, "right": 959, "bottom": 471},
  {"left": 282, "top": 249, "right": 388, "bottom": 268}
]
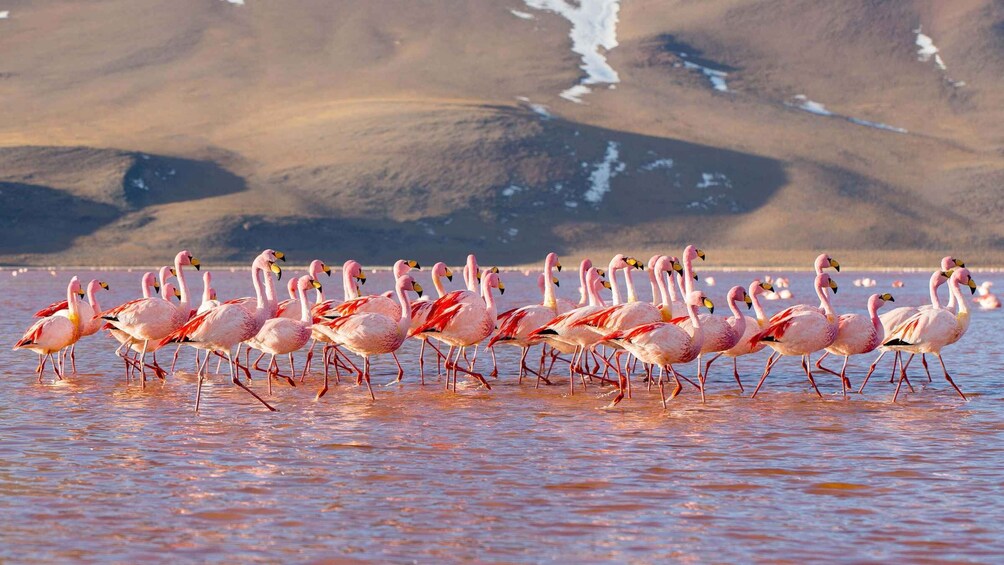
[{"left": 0, "top": 269, "right": 1001, "bottom": 561}]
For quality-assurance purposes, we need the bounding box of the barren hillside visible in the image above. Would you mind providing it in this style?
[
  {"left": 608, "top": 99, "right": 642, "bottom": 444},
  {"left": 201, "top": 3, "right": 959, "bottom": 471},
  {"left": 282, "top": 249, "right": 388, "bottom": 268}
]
[{"left": 0, "top": 0, "right": 1001, "bottom": 266}]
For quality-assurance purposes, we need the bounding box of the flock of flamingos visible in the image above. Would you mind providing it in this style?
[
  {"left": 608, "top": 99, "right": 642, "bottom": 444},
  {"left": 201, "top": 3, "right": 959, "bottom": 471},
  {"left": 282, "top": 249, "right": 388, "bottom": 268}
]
[{"left": 13, "top": 247, "right": 980, "bottom": 412}]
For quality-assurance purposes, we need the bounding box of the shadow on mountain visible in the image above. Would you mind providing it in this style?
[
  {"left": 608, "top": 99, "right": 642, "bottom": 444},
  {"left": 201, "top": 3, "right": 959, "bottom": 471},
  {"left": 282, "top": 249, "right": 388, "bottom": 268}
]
[
  {"left": 0, "top": 182, "right": 121, "bottom": 254},
  {"left": 121, "top": 153, "right": 247, "bottom": 208}
]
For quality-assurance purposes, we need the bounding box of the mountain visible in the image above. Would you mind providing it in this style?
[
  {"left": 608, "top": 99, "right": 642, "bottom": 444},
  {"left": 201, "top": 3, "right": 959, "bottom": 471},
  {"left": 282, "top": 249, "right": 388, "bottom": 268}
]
[{"left": 1, "top": 0, "right": 1002, "bottom": 267}]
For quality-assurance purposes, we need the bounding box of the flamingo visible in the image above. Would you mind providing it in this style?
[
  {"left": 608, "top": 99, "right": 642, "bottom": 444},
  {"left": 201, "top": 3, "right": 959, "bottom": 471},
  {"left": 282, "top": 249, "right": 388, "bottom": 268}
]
[
  {"left": 101, "top": 250, "right": 200, "bottom": 380},
  {"left": 750, "top": 273, "right": 840, "bottom": 398},
  {"left": 692, "top": 285, "right": 753, "bottom": 392},
  {"left": 974, "top": 282, "right": 1000, "bottom": 310},
  {"left": 529, "top": 267, "right": 612, "bottom": 393},
  {"left": 14, "top": 277, "right": 86, "bottom": 381},
  {"left": 302, "top": 259, "right": 366, "bottom": 379},
  {"left": 701, "top": 280, "right": 776, "bottom": 391},
  {"left": 488, "top": 253, "right": 565, "bottom": 382},
  {"left": 197, "top": 272, "right": 220, "bottom": 315},
  {"left": 315, "top": 274, "right": 423, "bottom": 399},
  {"left": 603, "top": 290, "right": 715, "bottom": 408},
  {"left": 814, "top": 293, "right": 895, "bottom": 394},
  {"left": 410, "top": 271, "right": 505, "bottom": 391},
  {"left": 410, "top": 261, "right": 454, "bottom": 384},
  {"left": 326, "top": 259, "right": 419, "bottom": 320},
  {"left": 113, "top": 281, "right": 181, "bottom": 379},
  {"left": 882, "top": 268, "right": 977, "bottom": 401},
  {"left": 33, "top": 278, "right": 110, "bottom": 373},
  {"left": 574, "top": 259, "right": 605, "bottom": 307},
  {"left": 161, "top": 253, "right": 283, "bottom": 412},
  {"left": 246, "top": 275, "right": 323, "bottom": 393}
]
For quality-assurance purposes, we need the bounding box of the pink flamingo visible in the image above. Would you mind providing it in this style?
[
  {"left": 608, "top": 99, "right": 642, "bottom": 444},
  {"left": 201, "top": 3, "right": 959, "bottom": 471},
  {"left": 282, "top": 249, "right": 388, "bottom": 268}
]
[
  {"left": 529, "top": 267, "right": 612, "bottom": 393},
  {"left": 101, "top": 250, "right": 200, "bottom": 380},
  {"left": 815, "top": 293, "right": 895, "bottom": 394},
  {"left": 488, "top": 253, "right": 565, "bottom": 382},
  {"left": 301, "top": 259, "right": 366, "bottom": 379},
  {"left": 326, "top": 260, "right": 420, "bottom": 320},
  {"left": 750, "top": 273, "right": 840, "bottom": 398},
  {"left": 692, "top": 285, "right": 753, "bottom": 393},
  {"left": 603, "top": 290, "right": 715, "bottom": 408},
  {"left": 315, "top": 275, "right": 423, "bottom": 399},
  {"left": 113, "top": 280, "right": 181, "bottom": 379},
  {"left": 882, "top": 268, "right": 976, "bottom": 401},
  {"left": 15, "top": 277, "right": 86, "bottom": 381},
  {"left": 701, "top": 280, "right": 775, "bottom": 391},
  {"left": 411, "top": 272, "right": 504, "bottom": 391},
  {"left": 161, "top": 253, "right": 283, "bottom": 412},
  {"left": 246, "top": 275, "right": 323, "bottom": 394},
  {"left": 34, "top": 278, "right": 110, "bottom": 373},
  {"left": 410, "top": 261, "right": 454, "bottom": 384}
]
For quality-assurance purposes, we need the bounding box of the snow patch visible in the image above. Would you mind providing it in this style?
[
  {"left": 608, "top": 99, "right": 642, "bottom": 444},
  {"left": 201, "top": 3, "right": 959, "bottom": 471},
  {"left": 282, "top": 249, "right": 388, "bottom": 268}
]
[
  {"left": 131, "top": 178, "right": 150, "bottom": 191},
  {"left": 640, "top": 158, "right": 674, "bottom": 171},
  {"left": 516, "top": 96, "right": 553, "bottom": 119},
  {"left": 915, "top": 27, "right": 946, "bottom": 70},
  {"left": 583, "top": 141, "right": 625, "bottom": 204},
  {"left": 683, "top": 61, "right": 729, "bottom": 92},
  {"left": 222, "top": 0, "right": 245, "bottom": 5},
  {"left": 510, "top": 9, "right": 535, "bottom": 20},
  {"left": 696, "top": 172, "right": 732, "bottom": 190},
  {"left": 524, "top": 0, "right": 621, "bottom": 103},
  {"left": 792, "top": 95, "right": 832, "bottom": 116},
  {"left": 501, "top": 184, "right": 526, "bottom": 197},
  {"left": 506, "top": 227, "right": 520, "bottom": 238},
  {"left": 0, "top": 11, "right": 9, "bottom": 19},
  {"left": 847, "top": 118, "right": 908, "bottom": 134},
  {"left": 564, "top": 200, "right": 579, "bottom": 208}
]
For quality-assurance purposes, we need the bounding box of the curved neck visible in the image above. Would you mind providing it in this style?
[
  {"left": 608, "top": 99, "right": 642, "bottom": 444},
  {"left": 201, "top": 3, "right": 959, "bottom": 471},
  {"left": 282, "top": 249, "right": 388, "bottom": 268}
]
[
  {"left": 578, "top": 261, "right": 589, "bottom": 305},
  {"left": 298, "top": 282, "right": 311, "bottom": 323},
  {"left": 868, "top": 298, "right": 882, "bottom": 336},
  {"left": 751, "top": 289, "right": 767, "bottom": 322},
  {"left": 608, "top": 259, "right": 623, "bottom": 305},
  {"left": 543, "top": 260, "right": 557, "bottom": 310},
  {"left": 251, "top": 263, "right": 266, "bottom": 311},
  {"left": 654, "top": 268, "right": 670, "bottom": 315},
  {"left": 433, "top": 272, "right": 447, "bottom": 298},
  {"left": 647, "top": 267, "right": 659, "bottom": 306},
  {"left": 481, "top": 278, "right": 499, "bottom": 321},
  {"left": 142, "top": 283, "right": 152, "bottom": 299},
  {"left": 396, "top": 282, "right": 413, "bottom": 337},
  {"left": 816, "top": 283, "right": 835, "bottom": 317},
  {"left": 687, "top": 302, "right": 701, "bottom": 329},
  {"left": 174, "top": 256, "right": 191, "bottom": 310},
  {"left": 682, "top": 256, "right": 695, "bottom": 295},
  {"left": 727, "top": 292, "right": 745, "bottom": 335},
  {"left": 203, "top": 277, "right": 213, "bottom": 304},
  {"left": 466, "top": 257, "right": 479, "bottom": 292},
  {"left": 929, "top": 274, "right": 943, "bottom": 309},
  {"left": 623, "top": 267, "right": 638, "bottom": 303},
  {"left": 949, "top": 279, "right": 968, "bottom": 315},
  {"left": 66, "top": 284, "right": 80, "bottom": 320},
  {"left": 666, "top": 271, "right": 681, "bottom": 303},
  {"left": 87, "top": 284, "right": 101, "bottom": 314}
]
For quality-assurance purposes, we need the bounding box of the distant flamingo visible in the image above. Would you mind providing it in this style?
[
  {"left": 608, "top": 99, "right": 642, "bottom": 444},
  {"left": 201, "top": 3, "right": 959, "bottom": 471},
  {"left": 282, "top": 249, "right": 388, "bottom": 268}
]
[
  {"left": 882, "top": 268, "right": 976, "bottom": 401},
  {"left": 702, "top": 280, "right": 775, "bottom": 391},
  {"left": 411, "top": 272, "right": 504, "bottom": 391},
  {"left": 161, "top": 253, "right": 283, "bottom": 412},
  {"left": 14, "top": 277, "right": 86, "bottom": 381},
  {"left": 815, "top": 293, "right": 895, "bottom": 394},
  {"left": 101, "top": 250, "right": 200, "bottom": 380},
  {"left": 197, "top": 272, "right": 220, "bottom": 315},
  {"left": 603, "top": 290, "right": 715, "bottom": 408},
  {"left": 750, "top": 273, "right": 840, "bottom": 398},
  {"left": 315, "top": 275, "right": 423, "bottom": 399}
]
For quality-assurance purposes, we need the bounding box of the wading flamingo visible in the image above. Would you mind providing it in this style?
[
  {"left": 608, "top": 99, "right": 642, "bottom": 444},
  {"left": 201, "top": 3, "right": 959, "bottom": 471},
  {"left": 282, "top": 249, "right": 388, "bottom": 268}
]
[
  {"left": 315, "top": 275, "right": 423, "bottom": 399},
  {"left": 197, "top": 272, "right": 220, "bottom": 315},
  {"left": 246, "top": 275, "right": 323, "bottom": 394},
  {"left": 701, "top": 280, "right": 775, "bottom": 391},
  {"left": 15, "top": 277, "right": 86, "bottom": 381},
  {"left": 815, "top": 293, "right": 895, "bottom": 394},
  {"left": 34, "top": 278, "right": 110, "bottom": 373},
  {"left": 750, "top": 273, "right": 840, "bottom": 398},
  {"left": 693, "top": 285, "right": 752, "bottom": 392},
  {"left": 603, "top": 290, "right": 715, "bottom": 408},
  {"left": 410, "top": 261, "right": 453, "bottom": 384},
  {"left": 277, "top": 259, "right": 330, "bottom": 319}
]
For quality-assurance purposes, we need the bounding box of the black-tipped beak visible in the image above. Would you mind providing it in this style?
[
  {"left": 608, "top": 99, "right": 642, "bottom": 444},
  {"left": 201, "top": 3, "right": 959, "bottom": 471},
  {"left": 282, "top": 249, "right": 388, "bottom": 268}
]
[
  {"left": 100, "top": 282, "right": 110, "bottom": 290},
  {"left": 323, "top": 265, "right": 332, "bottom": 277},
  {"left": 556, "top": 263, "right": 562, "bottom": 272},
  {"left": 697, "top": 249, "right": 706, "bottom": 261},
  {"left": 77, "top": 289, "right": 87, "bottom": 298},
  {"left": 154, "top": 283, "right": 161, "bottom": 293},
  {"left": 275, "top": 251, "right": 286, "bottom": 262}
]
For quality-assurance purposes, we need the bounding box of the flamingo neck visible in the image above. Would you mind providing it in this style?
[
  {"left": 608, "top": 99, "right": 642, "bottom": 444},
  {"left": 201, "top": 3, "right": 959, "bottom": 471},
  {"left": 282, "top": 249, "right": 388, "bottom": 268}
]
[
  {"left": 202, "top": 277, "right": 213, "bottom": 304},
  {"left": 647, "top": 266, "right": 659, "bottom": 306},
  {"left": 342, "top": 265, "right": 357, "bottom": 302},
  {"left": 868, "top": 297, "right": 882, "bottom": 338},
  {"left": 433, "top": 272, "right": 447, "bottom": 298},
  {"left": 623, "top": 267, "right": 638, "bottom": 303},
  {"left": 481, "top": 278, "right": 498, "bottom": 321},
  {"left": 949, "top": 279, "right": 968, "bottom": 315},
  {"left": 262, "top": 266, "right": 278, "bottom": 314},
  {"left": 174, "top": 256, "right": 191, "bottom": 311},
  {"left": 728, "top": 291, "right": 745, "bottom": 335},
  {"left": 396, "top": 281, "right": 412, "bottom": 337},
  {"left": 654, "top": 268, "right": 671, "bottom": 314},
  {"left": 608, "top": 259, "right": 622, "bottom": 305},
  {"left": 251, "top": 263, "right": 266, "bottom": 312},
  {"left": 750, "top": 289, "right": 767, "bottom": 323},
  {"left": 578, "top": 261, "right": 589, "bottom": 305},
  {"left": 298, "top": 282, "right": 311, "bottom": 324},
  {"left": 87, "top": 283, "right": 101, "bottom": 315},
  {"left": 66, "top": 283, "right": 81, "bottom": 327},
  {"left": 466, "top": 257, "right": 479, "bottom": 292},
  {"left": 543, "top": 258, "right": 557, "bottom": 310},
  {"left": 687, "top": 302, "right": 702, "bottom": 330},
  {"left": 666, "top": 271, "right": 681, "bottom": 303},
  {"left": 682, "top": 256, "right": 695, "bottom": 295},
  {"left": 816, "top": 283, "right": 835, "bottom": 318},
  {"left": 929, "top": 273, "right": 943, "bottom": 309}
]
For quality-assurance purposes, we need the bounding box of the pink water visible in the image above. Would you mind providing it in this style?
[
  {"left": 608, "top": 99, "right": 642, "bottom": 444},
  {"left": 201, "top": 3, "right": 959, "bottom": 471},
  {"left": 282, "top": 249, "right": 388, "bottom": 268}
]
[{"left": 1, "top": 268, "right": 1002, "bottom": 562}]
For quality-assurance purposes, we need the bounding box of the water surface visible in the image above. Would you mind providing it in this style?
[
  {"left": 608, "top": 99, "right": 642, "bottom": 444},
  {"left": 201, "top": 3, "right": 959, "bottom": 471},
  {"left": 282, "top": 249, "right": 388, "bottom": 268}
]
[{"left": 1, "top": 268, "right": 1001, "bottom": 562}]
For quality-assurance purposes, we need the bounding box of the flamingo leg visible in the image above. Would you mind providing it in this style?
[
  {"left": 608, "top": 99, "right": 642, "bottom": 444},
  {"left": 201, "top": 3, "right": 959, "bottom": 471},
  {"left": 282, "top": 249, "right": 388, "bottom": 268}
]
[
  {"left": 418, "top": 339, "right": 427, "bottom": 385},
  {"left": 802, "top": 355, "right": 822, "bottom": 397},
  {"left": 301, "top": 339, "right": 316, "bottom": 382},
  {"left": 731, "top": 357, "right": 745, "bottom": 392},
  {"left": 363, "top": 356, "right": 375, "bottom": 400},
  {"left": 668, "top": 364, "right": 683, "bottom": 400},
  {"left": 750, "top": 352, "right": 779, "bottom": 399},
  {"left": 858, "top": 351, "right": 885, "bottom": 393},
  {"left": 703, "top": 352, "right": 725, "bottom": 388},
  {"left": 385, "top": 352, "right": 404, "bottom": 385},
  {"left": 316, "top": 348, "right": 331, "bottom": 400},
  {"left": 194, "top": 347, "right": 212, "bottom": 412},
  {"left": 922, "top": 354, "right": 933, "bottom": 382},
  {"left": 936, "top": 354, "right": 967, "bottom": 401},
  {"left": 657, "top": 365, "right": 667, "bottom": 409},
  {"left": 517, "top": 347, "right": 528, "bottom": 385},
  {"left": 228, "top": 349, "right": 277, "bottom": 411},
  {"left": 69, "top": 344, "right": 78, "bottom": 374},
  {"left": 892, "top": 353, "right": 914, "bottom": 402},
  {"left": 490, "top": 346, "right": 498, "bottom": 379}
]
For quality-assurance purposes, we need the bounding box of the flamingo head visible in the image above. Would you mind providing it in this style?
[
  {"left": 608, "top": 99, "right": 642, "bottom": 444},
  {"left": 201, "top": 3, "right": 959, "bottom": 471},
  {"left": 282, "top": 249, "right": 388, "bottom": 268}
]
[
  {"left": 727, "top": 285, "right": 751, "bottom": 310},
  {"left": 88, "top": 280, "right": 110, "bottom": 295},
  {"left": 68, "top": 277, "right": 85, "bottom": 298},
  {"left": 298, "top": 275, "right": 322, "bottom": 293},
  {"left": 163, "top": 283, "right": 181, "bottom": 301},
  {"left": 482, "top": 272, "right": 504, "bottom": 295},
  {"left": 687, "top": 290, "right": 714, "bottom": 314},
  {"left": 397, "top": 275, "right": 423, "bottom": 298},
  {"left": 750, "top": 280, "right": 774, "bottom": 297},
  {"left": 816, "top": 273, "right": 839, "bottom": 295},
  {"left": 309, "top": 259, "right": 331, "bottom": 278},
  {"left": 343, "top": 260, "right": 366, "bottom": 285},
  {"left": 941, "top": 256, "right": 965, "bottom": 271},
  {"left": 176, "top": 250, "right": 201, "bottom": 271},
  {"left": 544, "top": 252, "right": 562, "bottom": 273},
  {"left": 815, "top": 253, "right": 839, "bottom": 273},
  {"left": 952, "top": 268, "right": 977, "bottom": 294},
  {"left": 142, "top": 272, "right": 160, "bottom": 294},
  {"left": 432, "top": 262, "right": 452, "bottom": 282}
]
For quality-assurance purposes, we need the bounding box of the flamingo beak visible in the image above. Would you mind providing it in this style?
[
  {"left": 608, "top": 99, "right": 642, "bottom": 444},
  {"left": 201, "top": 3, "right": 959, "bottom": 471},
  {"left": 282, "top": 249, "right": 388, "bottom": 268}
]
[
  {"left": 744, "top": 293, "right": 753, "bottom": 309},
  {"left": 154, "top": 282, "right": 161, "bottom": 293},
  {"left": 274, "top": 251, "right": 286, "bottom": 262},
  {"left": 672, "top": 261, "right": 684, "bottom": 275},
  {"left": 696, "top": 249, "right": 706, "bottom": 261},
  {"left": 498, "top": 281, "right": 506, "bottom": 295},
  {"left": 270, "top": 262, "right": 283, "bottom": 280},
  {"left": 556, "top": 262, "right": 562, "bottom": 272},
  {"left": 412, "top": 282, "right": 424, "bottom": 297},
  {"left": 190, "top": 257, "right": 201, "bottom": 271},
  {"left": 356, "top": 272, "right": 367, "bottom": 285},
  {"left": 99, "top": 282, "right": 110, "bottom": 290},
  {"left": 490, "top": 266, "right": 500, "bottom": 274},
  {"left": 829, "top": 258, "right": 840, "bottom": 272},
  {"left": 169, "top": 267, "right": 177, "bottom": 277},
  {"left": 702, "top": 297, "right": 715, "bottom": 314},
  {"left": 552, "top": 275, "right": 560, "bottom": 287},
  {"left": 445, "top": 268, "right": 454, "bottom": 282},
  {"left": 596, "top": 269, "right": 606, "bottom": 278},
  {"left": 77, "top": 289, "right": 87, "bottom": 298},
  {"left": 322, "top": 264, "right": 332, "bottom": 276},
  {"left": 312, "top": 280, "right": 323, "bottom": 291},
  {"left": 882, "top": 293, "right": 895, "bottom": 302},
  {"left": 760, "top": 282, "right": 775, "bottom": 292},
  {"left": 602, "top": 280, "right": 612, "bottom": 290},
  {"left": 968, "top": 277, "right": 978, "bottom": 294},
  {"left": 829, "top": 279, "right": 839, "bottom": 294},
  {"left": 954, "top": 258, "right": 966, "bottom": 268},
  {"left": 174, "top": 288, "right": 182, "bottom": 299},
  {"left": 210, "top": 290, "right": 217, "bottom": 300},
  {"left": 408, "top": 260, "right": 421, "bottom": 270}
]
